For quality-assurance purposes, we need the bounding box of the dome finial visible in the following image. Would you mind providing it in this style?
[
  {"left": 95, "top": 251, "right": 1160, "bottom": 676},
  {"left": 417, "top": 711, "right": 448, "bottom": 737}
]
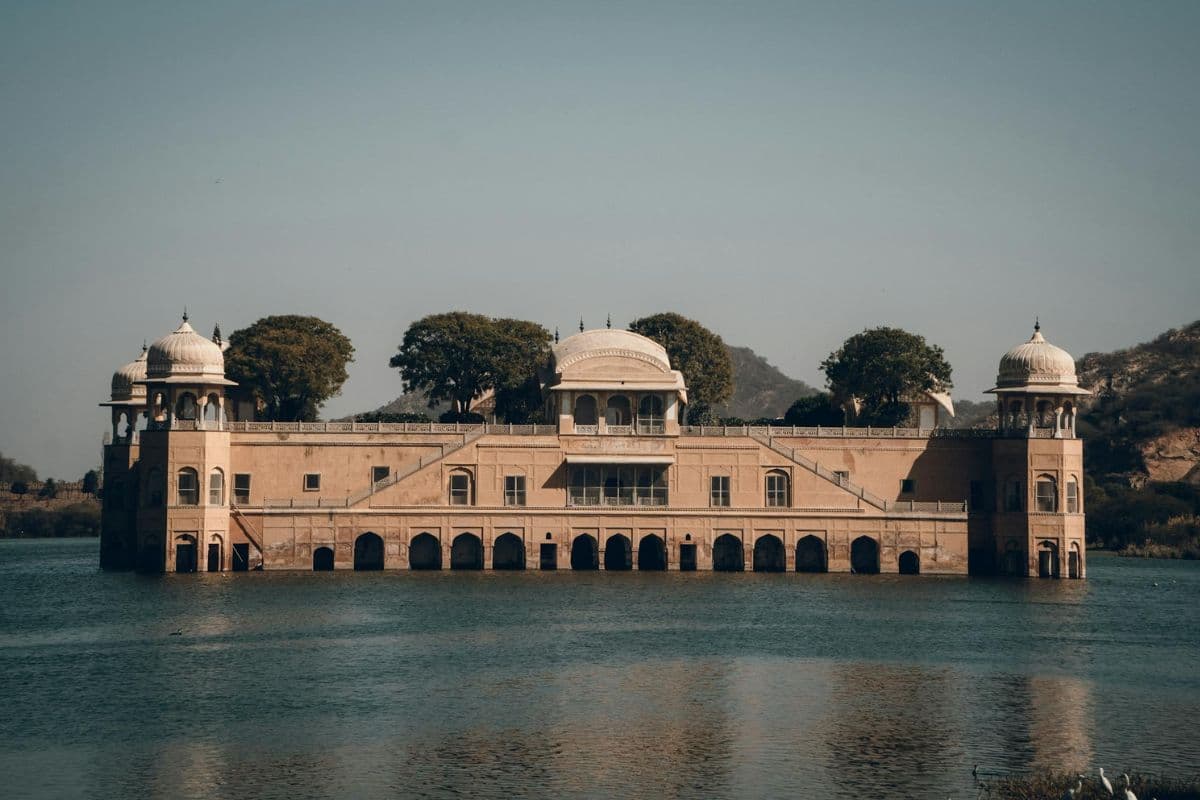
[
  {"left": 1034, "top": 316, "right": 1040, "bottom": 333},
  {"left": 579, "top": 316, "right": 584, "bottom": 332},
  {"left": 182, "top": 306, "right": 189, "bottom": 323},
  {"left": 606, "top": 313, "right": 612, "bottom": 329},
  {"left": 554, "top": 327, "right": 559, "bottom": 344}
]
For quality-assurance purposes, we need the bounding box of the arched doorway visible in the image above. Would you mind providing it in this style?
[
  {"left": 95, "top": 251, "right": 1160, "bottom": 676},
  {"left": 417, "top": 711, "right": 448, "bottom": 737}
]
[
  {"left": 313, "top": 546, "right": 334, "bottom": 571},
  {"left": 1037, "top": 540, "right": 1060, "bottom": 578},
  {"left": 795, "top": 535, "right": 826, "bottom": 573},
  {"left": 850, "top": 536, "right": 879, "bottom": 574},
  {"left": 354, "top": 532, "right": 384, "bottom": 571},
  {"left": 409, "top": 533, "right": 441, "bottom": 570},
  {"left": 898, "top": 550, "right": 920, "bottom": 575},
  {"left": 637, "top": 535, "right": 666, "bottom": 570},
  {"left": 493, "top": 533, "right": 526, "bottom": 570},
  {"left": 604, "top": 534, "right": 632, "bottom": 571},
  {"left": 1068, "top": 543, "right": 1081, "bottom": 579},
  {"left": 175, "top": 535, "right": 197, "bottom": 573},
  {"left": 571, "top": 535, "right": 598, "bottom": 570},
  {"left": 206, "top": 538, "right": 222, "bottom": 572},
  {"left": 451, "top": 533, "right": 483, "bottom": 570},
  {"left": 713, "top": 534, "right": 744, "bottom": 572},
  {"left": 753, "top": 535, "right": 785, "bottom": 572}
]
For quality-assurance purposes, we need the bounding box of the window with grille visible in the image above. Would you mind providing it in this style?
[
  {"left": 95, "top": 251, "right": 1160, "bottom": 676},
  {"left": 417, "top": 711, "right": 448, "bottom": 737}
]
[
  {"left": 710, "top": 475, "right": 730, "bottom": 507},
  {"left": 505, "top": 475, "right": 526, "bottom": 506},
  {"left": 372, "top": 466, "right": 390, "bottom": 485},
  {"left": 765, "top": 472, "right": 789, "bottom": 507},
  {"left": 177, "top": 468, "right": 199, "bottom": 506},
  {"left": 304, "top": 473, "right": 321, "bottom": 492},
  {"left": 233, "top": 474, "right": 251, "bottom": 505},
  {"left": 449, "top": 472, "right": 472, "bottom": 505},
  {"left": 1035, "top": 476, "right": 1058, "bottom": 512},
  {"left": 208, "top": 469, "right": 224, "bottom": 506},
  {"left": 1066, "top": 478, "right": 1079, "bottom": 513}
]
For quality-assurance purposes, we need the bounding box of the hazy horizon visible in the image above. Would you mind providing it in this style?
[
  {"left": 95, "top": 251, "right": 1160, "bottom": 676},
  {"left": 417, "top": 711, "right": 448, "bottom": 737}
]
[{"left": 2, "top": 1, "right": 1198, "bottom": 478}]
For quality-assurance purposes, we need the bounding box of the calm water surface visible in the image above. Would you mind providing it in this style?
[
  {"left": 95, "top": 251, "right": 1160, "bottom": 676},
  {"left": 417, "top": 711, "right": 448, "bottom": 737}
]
[{"left": 1, "top": 539, "right": 1197, "bottom": 799}]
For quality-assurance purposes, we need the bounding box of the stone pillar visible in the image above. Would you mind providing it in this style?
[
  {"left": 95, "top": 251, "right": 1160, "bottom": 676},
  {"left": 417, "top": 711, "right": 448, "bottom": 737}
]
[
  {"left": 1054, "top": 405, "right": 1064, "bottom": 438},
  {"left": 197, "top": 394, "right": 209, "bottom": 430},
  {"left": 217, "top": 395, "right": 225, "bottom": 431}
]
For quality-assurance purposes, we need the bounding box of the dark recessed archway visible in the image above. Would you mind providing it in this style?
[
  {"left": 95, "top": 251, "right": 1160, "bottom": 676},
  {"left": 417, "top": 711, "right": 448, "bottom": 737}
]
[
  {"left": 637, "top": 535, "right": 666, "bottom": 571},
  {"left": 409, "top": 533, "right": 441, "bottom": 570},
  {"left": 898, "top": 550, "right": 920, "bottom": 575},
  {"left": 451, "top": 533, "right": 483, "bottom": 570},
  {"left": 354, "top": 532, "right": 384, "bottom": 571},
  {"left": 313, "top": 546, "right": 334, "bottom": 571},
  {"left": 604, "top": 534, "right": 632, "bottom": 571},
  {"left": 752, "top": 535, "right": 785, "bottom": 572},
  {"left": 796, "top": 535, "right": 827, "bottom": 573},
  {"left": 493, "top": 533, "right": 526, "bottom": 570},
  {"left": 850, "top": 535, "right": 879, "bottom": 575},
  {"left": 713, "top": 534, "right": 744, "bottom": 572},
  {"left": 571, "top": 535, "right": 598, "bottom": 570}
]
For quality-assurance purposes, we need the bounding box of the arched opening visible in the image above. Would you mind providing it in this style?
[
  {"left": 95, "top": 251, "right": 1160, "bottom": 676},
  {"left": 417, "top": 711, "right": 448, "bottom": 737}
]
[
  {"left": 752, "top": 535, "right": 785, "bottom": 572},
  {"left": 208, "top": 468, "right": 224, "bottom": 506},
  {"left": 1003, "top": 540, "right": 1025, "bottom": 576},
  {"left": 570, "top": 534, "right": 598, "bottom": 570},
  {"left": 637, "top": 535, "right": 666, "bottom": 571},
  {"left": 765, "top": 470, "right": 790, "bottom": 507},
  {"left": 175, "top": 392, "right": 198, "bottom": 421},
  {"left": 574, "top": 394, "right": 597, "bottom": 426},
  {"left": 353, "top": 532, "right": 384, "bottom": 571},
  {"left": 493, "top": 533, "right": 526, "bottom": 570},
  {"left": 1066, "top": 476, "right": 1080, "bottom": 513},
  {"left": 204, "top": 393, "right": 221, "bottom": 425},
  {"left": 605, "top": 395, "right": 631, "bottom": 426},
  {"left": 898, "top": 550, "right": 920, "bottom": 575},
  {"left": 637, "top": 394, "right": 665, "bottom": 434},
  {"left": 206, "top": 536, "right": 222, "bottom": 572},
  {"left": 1035, "top": 475, "right": 1058, "bottom": 512},
  {"left": 1068, "top": 542, "right": 1081, "bottom": 579},
  {"left": 451, "top": 533, "right": 483, "bottom": 570},
  {"left": 313, "top": 546, "right": 334, "bottom": 571},
  {"left": 177, "top": 467, "right": 199, "bottom": 506},
  {"left": 152, "top": 392, "right": 167, "bottom": 423},
  {"left": 850, "top": 536, "right": 879, "bottom": 574},
  {"left": 116, "top": 411, "right": 130, "bottom": 440},
  {"left": 679, "top": 535, "right": 697, "bottom": 571},
  {"left": 409, "top": 533, "right": 441, "bottom": 570},
  {"left": 713, "top": 534, "right": 744, "bottom": 572},
  {"left": 1037, "top": 540, "right": 1060, "bottom": 578},
  {"left": 604, "top": 534, "right": 632, "bottom": 570},
  {"left": 795, "top": 535, "right": 827, "bottom": 573},
  {"left": 175, "top": 534, "right": 197, "bottom": 573},
  {"left": 449, "top": 470, "right": 473, "bottom": 506}
]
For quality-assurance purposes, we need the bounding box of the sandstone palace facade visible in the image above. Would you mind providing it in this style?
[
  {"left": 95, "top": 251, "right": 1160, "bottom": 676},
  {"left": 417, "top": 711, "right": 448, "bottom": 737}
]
[{"left": 99, "top": 319, "right": 1089, "bottom": 578}]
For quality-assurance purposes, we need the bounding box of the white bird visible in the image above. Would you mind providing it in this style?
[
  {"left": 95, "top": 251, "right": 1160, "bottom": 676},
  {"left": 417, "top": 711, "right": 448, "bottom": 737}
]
[
  {"left": 1122, "top": 773, "right": 1137, "bottom": 800},
  {"left": 1062, "top": 775, "right": 1084, "bottom": 799},
  {"left": 1099, "top": 768, "right": 1114, "bottom": 795}
]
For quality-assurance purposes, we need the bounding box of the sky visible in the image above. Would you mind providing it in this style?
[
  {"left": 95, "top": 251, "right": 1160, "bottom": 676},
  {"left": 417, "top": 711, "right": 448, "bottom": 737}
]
[{"left": 2, "top": 0, "right": 1198, "bottom": 479}]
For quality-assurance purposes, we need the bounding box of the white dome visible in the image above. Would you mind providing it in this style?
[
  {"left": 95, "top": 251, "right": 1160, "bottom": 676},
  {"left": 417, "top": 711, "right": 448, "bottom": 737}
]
[
  {"left": 146, "top": 317, "right": 229, "bottom": 383},
  {"left": 110, "top": 346, "right": 148, "bottom": 402},
  {"left": 994, "top": 325, "right": 1079, "bottom": 388},
  {"left": 552, "top": 328, "right": 672, "bottom": 372}
]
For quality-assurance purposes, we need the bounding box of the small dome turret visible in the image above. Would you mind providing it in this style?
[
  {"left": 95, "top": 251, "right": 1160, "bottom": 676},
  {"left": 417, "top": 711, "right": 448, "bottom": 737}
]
[
  {"left": 110, "top": 345, "right": 148, "bottom": 402},
  {"left": 990, "top": 323, "right": 1083, "bottom": 392},
  {"left": 145, "top": 315, "right": 232, "bottom": 384}
]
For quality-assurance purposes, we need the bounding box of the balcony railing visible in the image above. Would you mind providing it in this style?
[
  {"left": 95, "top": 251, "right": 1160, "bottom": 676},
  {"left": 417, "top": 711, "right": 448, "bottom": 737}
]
[{"left": 567, "top": 493, "right": 669, "bottom": 507}]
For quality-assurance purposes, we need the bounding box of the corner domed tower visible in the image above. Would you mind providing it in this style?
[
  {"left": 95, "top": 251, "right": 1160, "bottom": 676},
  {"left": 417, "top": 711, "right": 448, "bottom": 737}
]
[
  {"left": 99, "top": 344, "right": 149, "bottom": 442},
  {"left": 985, "top": 322, "right": 1088, "bottom": 580},
  {"left": 133, "top": 314, "right": 238, "bottom": 574},
  {"left": 97, "top": 344, "right": 150, "bottom": 570}
]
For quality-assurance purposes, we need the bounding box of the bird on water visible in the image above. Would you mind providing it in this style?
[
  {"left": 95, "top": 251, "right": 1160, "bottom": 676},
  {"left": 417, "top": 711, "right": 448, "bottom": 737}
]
[
  {"left": 1062, "top": 775, "right": 1084, "bottom": 799},
  {"left": 1122, "top": 772, "right": 1138, "bottom": 800},
  {"left": 1099, "top": 767, "right": 1114, "bottom": 795}
]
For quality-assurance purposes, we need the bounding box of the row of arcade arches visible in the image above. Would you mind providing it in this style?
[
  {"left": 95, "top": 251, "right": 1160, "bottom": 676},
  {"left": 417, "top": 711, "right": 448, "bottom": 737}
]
[{"left": 326, "top": 532, "right": 921, "bottom": 574}]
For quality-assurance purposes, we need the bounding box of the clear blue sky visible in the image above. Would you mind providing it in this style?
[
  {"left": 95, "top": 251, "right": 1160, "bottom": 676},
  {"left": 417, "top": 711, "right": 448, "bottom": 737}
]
[{"left": 2, "top": 1, "right": 1198, "bottom": 479}]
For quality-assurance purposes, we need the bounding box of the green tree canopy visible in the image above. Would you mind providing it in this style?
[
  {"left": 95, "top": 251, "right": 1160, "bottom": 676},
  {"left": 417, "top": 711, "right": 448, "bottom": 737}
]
[
  {"left": 820, "top": 327, "right": 952, "bottom": 426},
  {"left": 81, "top": 470, "right": 100, "bottom": 496},
  {"left": 390, "top": 312, "right": 551, "bottom": 418},
  {"left": 0, "top": 451, "right": 37, "bottom": 484},
  {"left": 38, "top": 478, "right": 58, "bottom": 500},
  {"left": 628, "top": 312, "right": 734, "bottom": 423},
  {"left": 783, "top": 393, "right": 846, "bottom": 426},
  {"left": 225, "top": 315, "right": 356, "bottom": 422}
]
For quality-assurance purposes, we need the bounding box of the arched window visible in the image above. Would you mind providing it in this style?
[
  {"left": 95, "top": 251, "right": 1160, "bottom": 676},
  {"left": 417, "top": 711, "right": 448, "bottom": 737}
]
[
  {"left": 204, "top": 393, "right": 221, "bottom": 425},
  {"left": 605, "top": 395, "right": 631, "bottom": 426},
  {"left": 177, "top": 468, "right": 199, "bottom": 506},
  {"left": 208, "top": 468, "right": 225, "bottom": 506},
  {"left": 638, "top": 395, "right": 665, "bottom": 434},
  {"left": 449, "top": 470, "right": 473, "bottom": 506},
  {"left": 176, "top": 392, "right": 198, "bottom": 421},
  {"left": 1035, "top": 475, "right": 1058, "bottom": 512},
  {"left": 1066, "top": 476, "right": 1080, "bottom": 513},
  {"left": 574, "top": 395, "right": 597, "bottom": 427},
  {"left": 765, "top": 470, "right": 790, "bottom": 507}
]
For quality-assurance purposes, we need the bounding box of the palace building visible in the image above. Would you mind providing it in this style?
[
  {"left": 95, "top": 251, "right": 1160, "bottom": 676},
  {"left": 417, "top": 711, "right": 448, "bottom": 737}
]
[{"left": 99, "top": 318, "right": 1088, "bottom": 578}]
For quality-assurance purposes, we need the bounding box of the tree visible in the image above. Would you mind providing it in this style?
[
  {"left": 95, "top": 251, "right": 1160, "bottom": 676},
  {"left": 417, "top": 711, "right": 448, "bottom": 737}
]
[
  {"left": 390, "top": 312, "right": 551, "bottom": 419},
  {"left": 783, "top": 393, "right": 845, "bottom": 426},
  {"left": 224, "top": 315, "right": 356, "bottom": 421},
  {"left": 0, "top": 451, "right": 37, "bottom": 484},
  {"left": 81, "top": 469, "right": 100, "bottom": 496},
  {"left": 10, "top": 480, "right": 28, "bottom": 498},
  {"left": 628, "top": 312, "right": 734, "bottom": 423},
  {"left": 39, "top": 478, "right": 58, "bottom": 501},
  {"left": 820, "top": 327, "right": 952, "bottom": 426}
]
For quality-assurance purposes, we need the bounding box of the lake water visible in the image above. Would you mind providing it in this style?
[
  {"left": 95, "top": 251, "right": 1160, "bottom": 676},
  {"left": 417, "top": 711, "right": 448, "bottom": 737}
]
[{"left": 1, "top": 539, "right": 1197, "bottom": 799}]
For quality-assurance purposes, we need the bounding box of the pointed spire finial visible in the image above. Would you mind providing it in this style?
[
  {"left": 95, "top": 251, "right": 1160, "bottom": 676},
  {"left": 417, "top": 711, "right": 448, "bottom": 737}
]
[
  {"left": 579, "top": 317, "right": 585, "bottom": 332},
  {"left": 606, "top": 313, "right": 612, "bottom": 329},
  {"left": 554, "top": 327, "right": 559, "bottom": 344},
  {"left": 182, "top": 306, "right": 189, "bottom": 323},
  {"left": 142, "top": 339, "right": 147, "bottom": 351},
  {"left": 212, "top": 322, "right": 222, "bottom": 343},
  {"left": 1034, "top": 316, "right": 1040, "bottom": 333}
]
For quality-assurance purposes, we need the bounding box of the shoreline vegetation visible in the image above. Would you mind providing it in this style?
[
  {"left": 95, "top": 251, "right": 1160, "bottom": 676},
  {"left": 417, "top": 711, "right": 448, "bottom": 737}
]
[{"left": 980, "top": 770, "right": 1200, "bottom": 799}]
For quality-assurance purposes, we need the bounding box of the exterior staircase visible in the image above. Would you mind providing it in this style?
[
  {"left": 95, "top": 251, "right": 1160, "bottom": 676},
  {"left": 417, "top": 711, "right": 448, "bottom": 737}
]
[
  {"left": 749, "top": 431, "right": 891, "bottom": 511},
  {"left": 344, "top": 427, "right": 485, "bottom": 508},
  {"left": 229, "top": 504, "right": 265, "bottom": 556}
]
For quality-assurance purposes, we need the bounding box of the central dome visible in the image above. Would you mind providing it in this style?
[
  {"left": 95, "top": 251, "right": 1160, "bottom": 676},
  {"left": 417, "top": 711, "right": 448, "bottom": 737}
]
[
  {"left": 145, "top": 317, "right": 230, "bottom": 383},
  {"left": 552, "top": 329, "right": 672, "bottom": 372},
  {"left": 993, "top": 325, "right": 1079, "bottom": 389}
]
